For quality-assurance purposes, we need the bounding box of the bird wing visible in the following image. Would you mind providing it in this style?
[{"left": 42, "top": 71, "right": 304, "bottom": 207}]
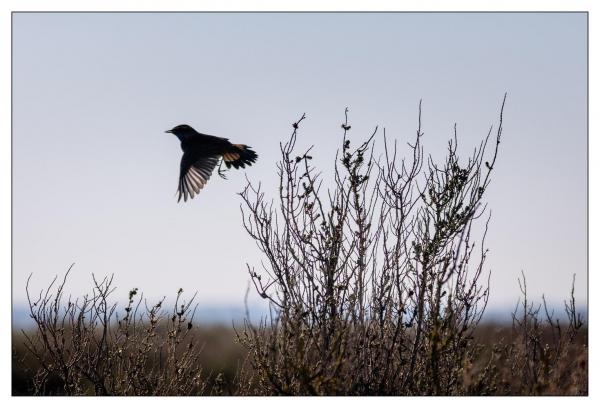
[{"left": 177, "top": 153, "right": 220, "bottom": 202}]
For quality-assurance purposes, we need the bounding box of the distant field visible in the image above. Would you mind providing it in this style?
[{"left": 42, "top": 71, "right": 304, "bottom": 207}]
[{"left": 14, "top": 303, "right": 585, "bottom": 328}]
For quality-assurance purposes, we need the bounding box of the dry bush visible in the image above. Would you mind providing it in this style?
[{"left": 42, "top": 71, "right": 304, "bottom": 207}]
[
  {"left": 237, "top": 98, "right": 587, "bottom": 396},
  {"left": 16, "top": 266, "right": 211, "bottom": 396},
  {"left": 238, "top": 96, "right": 527, "bottom": 395}
]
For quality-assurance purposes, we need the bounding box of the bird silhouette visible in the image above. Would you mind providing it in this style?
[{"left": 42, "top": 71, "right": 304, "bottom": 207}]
[{"left": 165, "top": 124, "right": 258, "bottom": 202}]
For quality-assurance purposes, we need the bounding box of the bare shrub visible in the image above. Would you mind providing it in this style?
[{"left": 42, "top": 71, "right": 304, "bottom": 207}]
[
  {"left": 18, "top": 265, "right": 207, "bottom": 395},
  {"left": 238, "top": 98, "right": 508, "bottom": 395}
]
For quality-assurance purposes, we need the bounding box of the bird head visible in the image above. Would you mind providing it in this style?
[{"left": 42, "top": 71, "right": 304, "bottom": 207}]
[{"left": 165, "top": 124, "right": 196, "bottom": 138}]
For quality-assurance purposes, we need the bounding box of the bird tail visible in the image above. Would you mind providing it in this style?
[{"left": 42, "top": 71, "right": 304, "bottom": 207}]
[{"left": 223, "top": 144, "right": 258, "bottom": 169}]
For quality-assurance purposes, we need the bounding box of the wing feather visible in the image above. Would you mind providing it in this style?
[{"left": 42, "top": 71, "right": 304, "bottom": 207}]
[{"left": 177, "top": 154, "right": 220, "bottom": 202}]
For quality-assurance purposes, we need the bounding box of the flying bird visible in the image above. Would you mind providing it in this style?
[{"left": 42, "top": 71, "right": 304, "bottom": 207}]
[{"left": 165, "top": 124, "right": 258, "bottom": 202}]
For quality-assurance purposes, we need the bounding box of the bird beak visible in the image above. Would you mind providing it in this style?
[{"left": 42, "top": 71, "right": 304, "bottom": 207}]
[{"left": 165, "top": 130, "right": 173, "bottom": 134}]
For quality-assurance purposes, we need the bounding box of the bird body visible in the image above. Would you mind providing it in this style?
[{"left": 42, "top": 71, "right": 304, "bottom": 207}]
[{"left": 166, "top": 124, "right": 258, "bottom": 202}]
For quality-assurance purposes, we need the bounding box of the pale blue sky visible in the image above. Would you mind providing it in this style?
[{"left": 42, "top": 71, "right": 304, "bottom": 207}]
[{"left": 12, "top": 13, "right": 587, "bottom": 315}]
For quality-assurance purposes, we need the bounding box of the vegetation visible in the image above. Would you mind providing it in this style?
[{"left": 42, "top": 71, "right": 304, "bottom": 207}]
[{"left": 12, "top": 98, "right": 587, "bottom": 395}]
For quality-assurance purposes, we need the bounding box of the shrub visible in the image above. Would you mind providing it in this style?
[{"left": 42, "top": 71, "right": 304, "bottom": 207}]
[
  {"left": 238, "top": 96, "right": 510, "bottom": 395},
  {"left": 18, "top": 266, "right": 208, "bottom": 395}
]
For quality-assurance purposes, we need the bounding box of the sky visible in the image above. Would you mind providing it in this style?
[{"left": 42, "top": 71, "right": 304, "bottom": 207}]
[{"left": 12, "top": 12, "right": 587, "bottom": 321}]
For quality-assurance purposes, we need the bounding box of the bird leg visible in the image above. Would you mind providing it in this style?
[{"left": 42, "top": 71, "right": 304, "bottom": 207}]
[{"left": 217, "top": 158, "right": 229, "bottom": 179}]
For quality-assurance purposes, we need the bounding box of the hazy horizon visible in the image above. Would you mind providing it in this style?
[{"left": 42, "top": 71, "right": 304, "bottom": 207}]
[{"left": 12, "top": 13, "right": 587, "bottom": 318}]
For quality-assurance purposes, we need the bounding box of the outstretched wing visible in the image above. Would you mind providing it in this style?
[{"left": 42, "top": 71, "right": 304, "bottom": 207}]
[{"left": 177, "top": 153, "right": 220, "bottom": 202}]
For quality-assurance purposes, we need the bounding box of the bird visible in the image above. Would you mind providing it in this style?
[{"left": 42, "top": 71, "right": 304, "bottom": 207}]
[{"left": 165, "top": 124, "right": 258, "bottom": 202}]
